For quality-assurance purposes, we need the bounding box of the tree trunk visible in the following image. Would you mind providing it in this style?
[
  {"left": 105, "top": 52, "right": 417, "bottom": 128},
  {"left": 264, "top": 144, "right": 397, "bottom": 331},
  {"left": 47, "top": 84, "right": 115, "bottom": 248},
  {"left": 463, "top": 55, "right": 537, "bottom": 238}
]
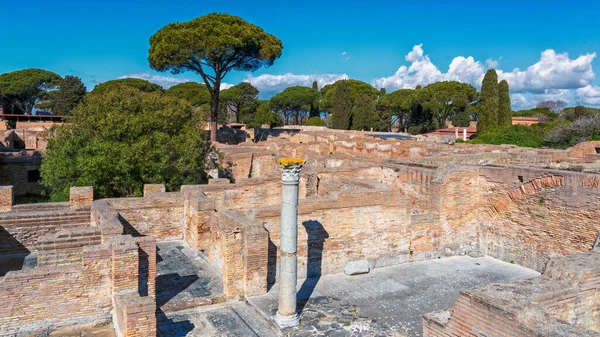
[{"left": 210, "top": 91, "right": 219, "bottom": 142}]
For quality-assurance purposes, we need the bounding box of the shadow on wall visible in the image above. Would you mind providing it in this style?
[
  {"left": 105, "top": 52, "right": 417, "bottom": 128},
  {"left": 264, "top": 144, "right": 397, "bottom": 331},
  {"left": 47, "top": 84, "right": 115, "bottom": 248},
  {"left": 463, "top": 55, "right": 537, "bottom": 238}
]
[
  {"left": 297, "top": 220, "right": 329, "bottom": 315},
  {"left": 0, "top": 226, "right": 32, "bottom": 276}
]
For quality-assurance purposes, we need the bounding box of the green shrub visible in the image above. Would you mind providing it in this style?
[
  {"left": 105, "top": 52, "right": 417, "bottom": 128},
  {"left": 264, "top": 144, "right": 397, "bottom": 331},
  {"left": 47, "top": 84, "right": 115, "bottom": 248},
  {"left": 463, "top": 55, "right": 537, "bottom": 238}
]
[
  {"left": 306, "top": 116, "right": 325, "bottom": 126},
  {"left": 471, "top": 125, "right": 546, "bottom": 148}
]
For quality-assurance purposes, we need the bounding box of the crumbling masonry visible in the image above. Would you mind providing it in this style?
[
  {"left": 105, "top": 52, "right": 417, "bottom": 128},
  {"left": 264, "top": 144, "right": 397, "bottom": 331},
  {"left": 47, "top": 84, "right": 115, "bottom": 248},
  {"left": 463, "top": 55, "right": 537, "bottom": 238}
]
[{"left": 2, "top": 127, "right": 600, "bottom": 336}]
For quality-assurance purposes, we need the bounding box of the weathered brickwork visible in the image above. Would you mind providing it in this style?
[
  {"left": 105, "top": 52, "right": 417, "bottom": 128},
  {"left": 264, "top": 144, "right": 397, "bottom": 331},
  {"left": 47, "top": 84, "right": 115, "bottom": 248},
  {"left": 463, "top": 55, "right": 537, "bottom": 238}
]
[
  {"left": 70, "top": 186, "right": 94, "bottom": 208},
  {"left": 114, "top": 291, "right": 156, "bottom": 337},
  {"left": 423, "top": 252, "right": 600, "bottom": 337},
  {"left": 0, "top": 245, "right": 113, "bottom": 334},
  {"left": 0, "top": 185, "right": 12, "bottom": 212},
  {"left": 143, "top": 183, "right": 165, "bottom": 196},
  {"left": 109, "top": 193, "right": 184, "bottom": 240},
  {"left": 0, "top": 207, "right": 91, "bottom": 253},
  {"left": 209, "top": 209, "right": 269, "bottom": 297}
]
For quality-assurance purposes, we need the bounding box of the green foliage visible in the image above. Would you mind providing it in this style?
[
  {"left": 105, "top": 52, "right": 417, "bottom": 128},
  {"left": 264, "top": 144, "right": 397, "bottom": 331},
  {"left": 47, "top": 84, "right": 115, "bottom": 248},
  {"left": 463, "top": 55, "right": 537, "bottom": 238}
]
[
  {"left": 477, "top": 69, "right": 499, "bottom": 134},
  {"left": 148, "top": 13, "right": 283, "bottom": 139},
  {"left": 451, "top": 108, "right": 471, "bottom": 127},
  {"left": 40, "top": 86, "right": 217, "bottom": 200},
  {"left": 165, "top": 82, "right": 211, "bottom": 106},
  {"left": 513, "top": 107, "right": 558, "bottom": 119},
  {"left": 93, "top": 78, "right": 163, "bottom": 94},
  {"left": 320, "top": 79, "right": 379, "bottom": 112},
  {"left": 0, "top": 68, "right": 62, "bottom": 114},
  {"left": 305, "top": 116, "right": 325, "bottom": 126},
  {"left": 561, "top": 105, "right": 594, "bottom": 122},
  {"left": 497, "top": 80, "right": 512, "bottom": 127},
  {"left": 37, "top": 75, "right": 87, "bottom": 115},
  {"left": 330, "top": 80, "right": 352, "bottom": 129},
  {"left": 220, "top": 82, "right": 259, "bottom": 123},
  {"left": 351, "top": 92, "right": 378, "bottom": 130},
  {"left": 419, "top": 81, "right": 477, "bottom": 128},
  {"left": 379, "top": 89, "right": 416, "bottom": 131},
  {"left": 270, "top": 86, "right": 319, "bottom": 125},
  {"left": 470, "top": 125, "right": 546, "bottom": 148},
  {"left": 312, "top": 81, "right": 318, "bottom": 91},
  {"left": 247, "top": 101, "right": 281, "bottom": 128}
]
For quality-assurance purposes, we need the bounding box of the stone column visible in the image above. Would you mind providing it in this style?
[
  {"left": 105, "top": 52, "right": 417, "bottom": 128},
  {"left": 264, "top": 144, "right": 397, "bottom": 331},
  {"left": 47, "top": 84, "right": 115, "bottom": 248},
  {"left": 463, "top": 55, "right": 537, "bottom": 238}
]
[
  {"left": 274, "top": 158, "right": 304, "bottom": 328},
  {"left": 463, "top": 128, "right": 467, "bottom": 141}
]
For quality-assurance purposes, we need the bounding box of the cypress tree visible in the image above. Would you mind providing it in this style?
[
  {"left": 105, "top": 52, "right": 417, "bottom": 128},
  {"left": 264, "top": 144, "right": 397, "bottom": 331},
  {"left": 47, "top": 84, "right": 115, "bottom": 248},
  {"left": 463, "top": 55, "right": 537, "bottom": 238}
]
[
  {"left": 351, "top": 92, "right": 377, "bottom": 131},
  {"left": 497, "top": 80, "right": 512, "bottom": 127},
  {"left": 477, "top": 69, "right": 499, "bottom": 134},
  {"left": 331, "top": 80, "right": 352, "bottom": 129}
]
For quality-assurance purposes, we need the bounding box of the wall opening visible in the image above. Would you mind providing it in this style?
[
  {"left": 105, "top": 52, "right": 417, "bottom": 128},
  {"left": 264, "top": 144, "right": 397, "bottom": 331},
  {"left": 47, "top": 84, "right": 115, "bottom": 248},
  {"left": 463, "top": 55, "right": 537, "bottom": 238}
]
[{"left": 27, "top": 170, "right": 40, "bottom": 183}]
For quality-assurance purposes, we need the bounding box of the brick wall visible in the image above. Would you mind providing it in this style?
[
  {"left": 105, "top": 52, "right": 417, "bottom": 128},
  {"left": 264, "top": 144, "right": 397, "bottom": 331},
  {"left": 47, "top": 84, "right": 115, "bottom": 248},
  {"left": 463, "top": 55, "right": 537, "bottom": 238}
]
[
  {"left": 0, "top": 185, "right": 12, "bottom": 212},
  {"left": 477, "top": 166, "right": 600, "bottom": 272},
  {"left": 109, "top": 192, "right": 185, "bottom": 241},
  {"left": 0, "top": 245, "right": 113, "bottom": 334},
  {"left": 250, "top": 188, "right": 461, "bottom": 280},
  {"left": 209, "top": 209, "right": 269, "bottom": 297},
  {"left": 0, "top": 156, "right": 42, "bottom": 196},
  {"left": 143, "top": 184, "right": 165, "bottom": 196},
  {"left": 423, "top": 252, "right": 600, "bottom": 337},
  {"left": 36, "top": 227, "right": 102, "bottom": 267},
  {"left": 70, "top": 186, "right": 94, "bottom": 208},
  {"left": 0, "top": 207, "right": 91, "bottom": 254},
  {"left": 182, "top": 187, "right": 215, "bottom": 252}
]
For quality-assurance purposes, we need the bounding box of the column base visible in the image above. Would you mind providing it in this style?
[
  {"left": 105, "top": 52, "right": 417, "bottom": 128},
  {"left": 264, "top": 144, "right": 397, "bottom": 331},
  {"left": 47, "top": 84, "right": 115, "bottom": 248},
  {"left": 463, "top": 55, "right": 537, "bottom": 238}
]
[{"left": 274, "top": 311, "right": 300, "bottom": 328}]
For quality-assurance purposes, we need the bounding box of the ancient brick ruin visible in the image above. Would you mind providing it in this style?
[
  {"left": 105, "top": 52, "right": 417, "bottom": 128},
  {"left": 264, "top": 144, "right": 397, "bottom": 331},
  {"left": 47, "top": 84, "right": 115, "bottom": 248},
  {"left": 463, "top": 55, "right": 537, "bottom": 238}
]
[{"left": 2, "top": 127, "right": 600, "bottom": 336}]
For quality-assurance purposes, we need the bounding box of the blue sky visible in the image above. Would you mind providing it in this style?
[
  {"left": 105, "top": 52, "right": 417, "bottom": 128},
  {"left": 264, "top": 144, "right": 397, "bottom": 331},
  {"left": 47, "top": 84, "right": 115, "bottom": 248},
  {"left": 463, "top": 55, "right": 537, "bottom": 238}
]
[{"left": 1, "top": 0, "right": 600, "bottom": 107}]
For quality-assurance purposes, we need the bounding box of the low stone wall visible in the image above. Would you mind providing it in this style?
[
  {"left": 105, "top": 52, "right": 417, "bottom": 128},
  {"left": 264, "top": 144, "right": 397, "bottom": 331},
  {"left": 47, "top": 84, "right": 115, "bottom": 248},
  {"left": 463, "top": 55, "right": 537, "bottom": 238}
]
[
  {"left": 36, "top": 227, "right": 102, "bottom": 267},
  {"left": 423, "top": 252, "right": 600, "bottom": 336},
  {"left": 108, "top": 192, "right": 185, "bottom": 241},
  {"left": 0, "top": 207, "right": 91, "bottom": 253},
  {"left": 0, "top": 245, "right": 113, "bottom": 334}
]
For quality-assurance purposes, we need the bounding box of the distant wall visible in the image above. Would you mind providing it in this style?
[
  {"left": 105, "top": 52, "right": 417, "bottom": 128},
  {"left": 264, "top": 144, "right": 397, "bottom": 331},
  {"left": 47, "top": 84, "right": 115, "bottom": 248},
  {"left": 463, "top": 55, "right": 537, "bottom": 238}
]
[{"left": 0, "top": 155, "right": 42, "bottom": 196}]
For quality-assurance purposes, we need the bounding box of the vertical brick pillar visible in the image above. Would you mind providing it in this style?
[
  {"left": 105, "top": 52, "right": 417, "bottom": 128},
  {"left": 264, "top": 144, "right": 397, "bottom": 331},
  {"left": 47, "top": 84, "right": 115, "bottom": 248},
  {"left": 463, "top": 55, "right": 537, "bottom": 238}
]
[
  {"left": 0, "top": 186, "right": 13, "bottom": 213},
  {"left": 143, "top": 184, "right": 165, "bottom": 196},
  {"left": 182, "top": 186, "right": 215, "bottom": 252},
  {"left": 70, "top": 186, "right": 93, "bottom": 208},
  {"left": 135, "top": 237, "right": 157, "bottom": 297},
  {"left": 112, "top": 240, "right": 140, "bottom": 294},
  {"left": 243, "top": 222, "right": 269, "bottom": 296}
]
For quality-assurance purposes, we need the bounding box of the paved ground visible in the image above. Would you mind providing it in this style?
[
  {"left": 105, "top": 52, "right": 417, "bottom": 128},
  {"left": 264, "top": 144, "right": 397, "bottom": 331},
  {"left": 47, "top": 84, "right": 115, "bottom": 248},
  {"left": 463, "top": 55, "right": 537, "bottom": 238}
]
[
  {"left": 248, "top": 255, "right": 540, "bottom": 337},
  {"left": 156, "top": 241, "right": 223, "bottom": 311},
  {"left": 158, "top": 301, "right": 278, "bottom": 337}
]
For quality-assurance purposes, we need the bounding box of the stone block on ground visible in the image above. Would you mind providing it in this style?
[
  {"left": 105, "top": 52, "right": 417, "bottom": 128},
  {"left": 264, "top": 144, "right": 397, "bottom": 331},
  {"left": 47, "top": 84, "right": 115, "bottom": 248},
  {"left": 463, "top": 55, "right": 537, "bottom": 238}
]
[{"left": 344, "top": 260, "right": 370, "bottom": 275}]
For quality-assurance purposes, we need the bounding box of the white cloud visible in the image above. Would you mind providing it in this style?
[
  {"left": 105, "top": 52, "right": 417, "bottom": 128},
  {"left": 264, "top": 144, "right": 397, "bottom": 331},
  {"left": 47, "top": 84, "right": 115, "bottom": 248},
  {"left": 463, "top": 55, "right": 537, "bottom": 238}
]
[
  {"left": 511, "top": 89, "right": 574, "bottom": 110},
  {"left": 486, "top": 58, "right": 500, "bottom": 68},
  {"left": 576, "top": 85, "right": 600, "bottom": 105},
  {"left": 118, "top": 73, "right": 234, "bottom": 90},
  {"left": 497, "top": 49, "right": 596, "bottom": 93},
  {"left": 119, "top": 73, "right": 190, "bottom": 88},
  {"left": 341, "top": 51, "right": 350, "bottom": 62},
  {"left": 244, "top": 73, "right": 349, "bottom": 97},
  {"left": 372, "top": 44, "right": 599, "bottom": 108}
]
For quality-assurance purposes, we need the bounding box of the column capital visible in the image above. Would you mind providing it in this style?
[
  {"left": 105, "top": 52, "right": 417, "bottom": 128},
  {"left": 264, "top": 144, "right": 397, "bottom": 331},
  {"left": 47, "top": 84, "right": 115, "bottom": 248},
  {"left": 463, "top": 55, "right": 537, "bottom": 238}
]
[{"left": 277, "top": 158, "right": 305, "bottom": 185}]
